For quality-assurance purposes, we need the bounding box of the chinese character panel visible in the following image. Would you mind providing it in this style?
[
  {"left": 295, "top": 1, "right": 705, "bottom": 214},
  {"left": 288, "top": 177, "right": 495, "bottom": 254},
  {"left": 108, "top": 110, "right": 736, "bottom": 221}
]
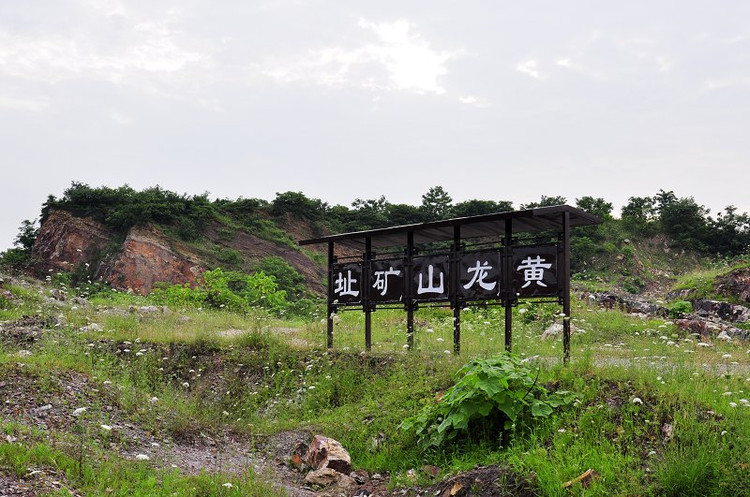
[
  {"left": 458, "top": 251, "right": 501, "bottom": 301},
  {"left": 412, "top": 255, "right": 450, "bottom": 302},
  {"left": 512, "top": 246, "right": 558, "bottom": 298},
  {"left": 331, "top": 262, "right": 363, "bottom": 304},
  {"left": 370, "top": 259, "right": 404, "bottom": 303}
]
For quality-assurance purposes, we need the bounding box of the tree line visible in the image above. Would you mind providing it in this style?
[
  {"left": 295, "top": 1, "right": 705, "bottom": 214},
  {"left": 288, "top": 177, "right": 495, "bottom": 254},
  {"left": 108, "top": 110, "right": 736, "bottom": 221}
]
[{"left": 2, "top": 183, "right": 749, "bottom": 274}]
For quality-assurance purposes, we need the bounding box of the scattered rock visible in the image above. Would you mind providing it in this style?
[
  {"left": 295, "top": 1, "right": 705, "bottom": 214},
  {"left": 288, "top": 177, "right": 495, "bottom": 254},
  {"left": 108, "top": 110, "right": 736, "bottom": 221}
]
[
  {"left": 50, "top": 288, "right": 67, "bottom": 301},
  {"left": 715, "top": 268, "right": 750, "bottom": 305},
  {"left": 694, "top": 300, "right": 750, "bottom": 323},
  {"left": 305, "top": 468, "right": 357, "bottom": 495},
  {"left": 79, "top": 323, "right": 102, "bottom": 333},
  {"left": 71, "top": 296, "right": 88, "bottom": 306},
  {"left": 305, "top": 435, "right": 352, "bottom": 475}
]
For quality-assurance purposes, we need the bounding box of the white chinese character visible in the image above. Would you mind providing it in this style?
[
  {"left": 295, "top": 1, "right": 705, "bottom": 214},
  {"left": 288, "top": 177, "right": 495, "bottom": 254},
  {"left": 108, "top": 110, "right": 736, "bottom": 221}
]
[
  {"left": 463, "top": 260, "right": 497, "bottom": 291},
  {"left": 417, "top": 264, "right": 444, "bottom": 295},
  {"left": 334, "top": 270, "right": 359, "bottom": 297},
  {"left": 372, "top": 267, "right": 401, "bottom": 296},
  {"left": 516, "top": 256, "right": 552, "bottom": 288}
]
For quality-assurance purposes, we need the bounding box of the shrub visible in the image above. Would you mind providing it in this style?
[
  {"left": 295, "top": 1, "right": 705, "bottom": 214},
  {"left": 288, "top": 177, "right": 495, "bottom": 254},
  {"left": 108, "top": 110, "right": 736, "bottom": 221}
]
[
  {"left": 400, "top": 354, "right": 579, "bottom": 450},
  {"left": 669, "top": 300, "right": 693, "bottom": 318},
  {"left": 149, "top": 268, "right": 288, "bottom": 315}
]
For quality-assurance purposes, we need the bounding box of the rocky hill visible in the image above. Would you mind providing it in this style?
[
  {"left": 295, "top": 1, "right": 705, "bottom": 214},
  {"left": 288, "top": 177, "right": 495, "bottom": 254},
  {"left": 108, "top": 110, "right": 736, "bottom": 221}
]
[{"left": 30, "top": 208, "right": 326, "bottom": 295}]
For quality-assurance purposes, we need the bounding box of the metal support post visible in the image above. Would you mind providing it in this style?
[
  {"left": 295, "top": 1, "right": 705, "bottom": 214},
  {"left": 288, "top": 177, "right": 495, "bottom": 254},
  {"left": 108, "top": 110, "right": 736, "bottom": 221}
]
[
  {"left": 326, "top": 242, "right": 335, "bottom": 349},
  {"left": 406, "top": 231, "right": 415, "bottom": 350},
  {"left": 504, "top": 219, "right": 513, "bottom": 352},
  {"left": 562, "top": 211, "right": 571, "bottom": 364},
  {"left": 453, "top": 225, "right": 461, "bottom": 354},
  {"left": 364, "top": 236, "right": 372, "bottom": 351}
]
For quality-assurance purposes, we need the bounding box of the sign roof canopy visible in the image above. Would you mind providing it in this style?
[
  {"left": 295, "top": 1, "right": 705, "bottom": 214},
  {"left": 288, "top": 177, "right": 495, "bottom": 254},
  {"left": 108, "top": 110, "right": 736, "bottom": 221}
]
[{"left": 299, "top": 205, "right": 600, "bottom": 250}]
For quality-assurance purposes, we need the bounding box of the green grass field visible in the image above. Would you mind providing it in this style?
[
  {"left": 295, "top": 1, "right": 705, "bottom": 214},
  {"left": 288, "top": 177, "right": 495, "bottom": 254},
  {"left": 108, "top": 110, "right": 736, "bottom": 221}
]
[{"left": 0, "top": 277, "right": 748, "bottom": 496}]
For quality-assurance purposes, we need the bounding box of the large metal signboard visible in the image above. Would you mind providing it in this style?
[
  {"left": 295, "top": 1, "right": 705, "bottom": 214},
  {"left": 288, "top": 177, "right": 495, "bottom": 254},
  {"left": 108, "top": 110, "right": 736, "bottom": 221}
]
[
  {"left": 332, "top": 247, "right": 560, "bottom": 307},
  {"left": 303, "top": 205, "right": 601, "bottom": 362}
]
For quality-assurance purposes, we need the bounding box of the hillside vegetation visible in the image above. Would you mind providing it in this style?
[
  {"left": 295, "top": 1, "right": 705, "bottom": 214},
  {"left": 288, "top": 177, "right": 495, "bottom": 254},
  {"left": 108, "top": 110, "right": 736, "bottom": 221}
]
[{"left": 2, "top": 183, "right": 749, "bottom": 301}]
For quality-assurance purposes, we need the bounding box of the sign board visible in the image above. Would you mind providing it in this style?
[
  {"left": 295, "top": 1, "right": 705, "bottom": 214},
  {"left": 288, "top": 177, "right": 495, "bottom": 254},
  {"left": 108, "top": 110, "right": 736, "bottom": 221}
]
[{"left": 331, "top": 245, "right": 560, "bottom": 307}]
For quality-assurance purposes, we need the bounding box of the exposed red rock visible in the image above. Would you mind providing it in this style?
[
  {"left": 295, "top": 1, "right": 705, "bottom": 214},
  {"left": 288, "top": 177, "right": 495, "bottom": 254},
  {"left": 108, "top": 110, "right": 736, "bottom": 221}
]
[
  {"left": 96, "top": 225, "right": 203, "bottom": 294},
  {"left": 31, "top": 210, "right": 112, "bottom": 275},
  {"left": 30, "top": 209, "right": 326, "bottom": 296}
]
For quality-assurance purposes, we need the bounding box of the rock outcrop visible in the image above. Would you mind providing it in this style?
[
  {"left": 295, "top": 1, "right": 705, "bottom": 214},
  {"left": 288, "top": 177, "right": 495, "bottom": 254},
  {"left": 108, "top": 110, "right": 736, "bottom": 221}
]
[
  {"left": 30, "top": 209, "right": 326, "bottom": 296},
  {"left": 31, "top": 210, "right": 112, "bottom": 275},
  {"left": 32, "top": 210, "right": 204, "bottom": 294},
  {"left": 96, "top": 225, "right": 203, "bottom": 294},
  {"left": 716, "top": 268, "right": 750, "bottom": 305}
]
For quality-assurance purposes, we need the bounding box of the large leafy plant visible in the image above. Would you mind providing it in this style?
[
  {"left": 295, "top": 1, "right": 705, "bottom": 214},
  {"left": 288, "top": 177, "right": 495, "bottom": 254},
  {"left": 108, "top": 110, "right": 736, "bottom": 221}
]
[{"left": 401, "top": 354, "right": 579, "bottom": 450}]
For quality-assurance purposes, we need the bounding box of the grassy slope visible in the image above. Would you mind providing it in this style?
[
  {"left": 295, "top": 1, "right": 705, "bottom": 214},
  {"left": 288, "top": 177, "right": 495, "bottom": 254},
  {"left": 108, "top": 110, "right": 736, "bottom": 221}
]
[{"left": 1, "top": 274, "right": 749, "bottom": 496}]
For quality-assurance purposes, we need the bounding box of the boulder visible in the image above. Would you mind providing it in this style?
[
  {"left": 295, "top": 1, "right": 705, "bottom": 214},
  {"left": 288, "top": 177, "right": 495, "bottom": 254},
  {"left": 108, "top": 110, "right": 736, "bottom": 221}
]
[
  {"left": 716, "top": 268, "right": 750, "bottom": 304},
  {"left": 305, "top": 435, "right": 352, "bottom": 475},
  {"left": 305, "top": 468, "right": 358, "bottom": 495},
  {"left": 694, "top": 300, "right": 750, "bottom": 323}
]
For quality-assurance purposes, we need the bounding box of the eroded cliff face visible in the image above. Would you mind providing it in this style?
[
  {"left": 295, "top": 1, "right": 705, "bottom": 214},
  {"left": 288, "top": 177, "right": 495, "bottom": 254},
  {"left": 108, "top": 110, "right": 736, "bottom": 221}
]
[
  {"left": 31, "top": 209, "right": 326, "bottom": 295},
  {"left": 96, "top": 226, "right": 204, "bottom": 294},
  {"left": 32, "top": 210, "right": 204, "bottom": 294},
  {"left": 31, "top": 210, "right": 112, "bottom": 275}
]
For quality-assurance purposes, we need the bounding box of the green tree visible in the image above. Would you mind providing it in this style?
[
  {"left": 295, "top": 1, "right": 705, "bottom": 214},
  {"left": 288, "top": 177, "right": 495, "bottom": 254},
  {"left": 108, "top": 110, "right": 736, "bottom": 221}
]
[
  {"left": 14, "top": 220, "right": 38, "bottom": 250},
  {"left": 621, "top": 196, "right": 657, "bottom": 235},
  {"left": 659, "top": 196, "right": 710, "bottom": 252},
  {"left": 385, "top": 203, "right": 425, "bottom": 226},
  {"left": 520, "top": 195, "right": 567, "bottom": 209},
  {"left": 271, "top": 191, "right": 327, "bottom": 221},
  {"left": 420, "top": 186, "right": 453, "bottom": 221},
  {"left": 452, "top": 199, "right": 513, "bottom": 217},
  {"left": 575, "top": 196, "right": 613, "bottom": 220}
]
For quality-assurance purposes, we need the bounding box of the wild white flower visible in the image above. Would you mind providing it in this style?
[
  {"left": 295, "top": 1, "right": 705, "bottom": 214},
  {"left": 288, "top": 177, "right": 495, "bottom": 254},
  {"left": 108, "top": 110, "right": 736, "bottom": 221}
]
[
  {"left": 648, "top": 450, "right": 656, "bottom": 457},
  {"left": 729, "top": 402, "right": 738, "bottom": 408},
  {"left": 73, "top": 407, "right": 87, "bottom": 416},
  {"left": 722, "top": 391, "right": 733, "bottom": 396},
  {"left": 722, "top": 354, "right": 732, "bottom": 359},
  {"left": 149, "top": 396, "right": 159, "bottom": 403},
  {"left": 222, "top": 483, "right": 233, "bottom": 488},
  {"left": 739, "top": 399, "right": 749, "bottom": 405},
  {"left": 426, "top": 328, "right": 434, "bottom": 333},
  {"left": 135, "top": 454, "right": 150, "bottom": 461},
  {"left": 308, "top": 386, "right": 315, "bottom": 390},
  {"left": 100, "top": 424, "right": 112, "bottom": 431},
  {"left": 721, "top": 430, "right": 728, "bottom": 436},
  {"left": 632, "top": 397, "right": 643, "bottom": 405},
  {"left": 182, "top": 382, "right": 190, "bottom": 388}
]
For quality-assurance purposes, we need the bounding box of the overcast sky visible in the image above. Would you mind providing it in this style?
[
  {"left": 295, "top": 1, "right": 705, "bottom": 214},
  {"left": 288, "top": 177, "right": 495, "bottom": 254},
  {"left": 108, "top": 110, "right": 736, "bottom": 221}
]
[{"left": 2, "top": 1, "right": 749, "bottom": 250}]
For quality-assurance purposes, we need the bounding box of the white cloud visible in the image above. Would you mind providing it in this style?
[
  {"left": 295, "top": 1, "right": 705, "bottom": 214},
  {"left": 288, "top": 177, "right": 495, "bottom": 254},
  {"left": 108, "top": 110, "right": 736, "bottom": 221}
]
[
  {"left": 0, "top": 18, "right": 207, "bottom": 90},
  {"left": 516, "top": 59, "right": 545, "bottom": 80},
  {"left": 263, "top": 18, "right": 455, "bottom": 95}
]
